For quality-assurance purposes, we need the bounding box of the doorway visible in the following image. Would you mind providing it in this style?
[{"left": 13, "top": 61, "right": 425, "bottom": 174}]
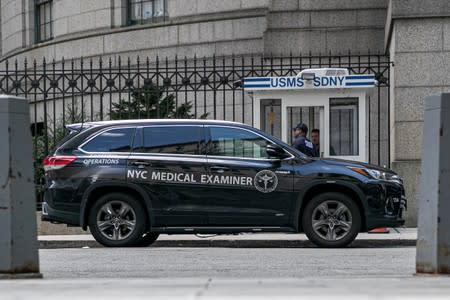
[
  {"left": 254, "top": 92, "right": 367, "bottom": 162},
  {"left": 287, "top": 106, "right": 325, "bottom": 157}
]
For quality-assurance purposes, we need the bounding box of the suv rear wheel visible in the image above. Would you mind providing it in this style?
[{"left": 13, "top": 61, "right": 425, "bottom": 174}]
[
  {"left": 302, "top": 192, "right": 361, "bottom": 248},
  {"left": 89, "top": 193, "right": 147, "bottom": 247}
]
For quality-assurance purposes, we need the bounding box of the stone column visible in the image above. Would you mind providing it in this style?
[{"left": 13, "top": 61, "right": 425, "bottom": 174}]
[
  {"left": 0, "top": 95, "right": 41, "bottom": 279},
  {"left": 385, "top": 0, "right": 450, "bottom": 226},
  {"left": 416, "top": 94, "right": 450, "bottom": 274}
]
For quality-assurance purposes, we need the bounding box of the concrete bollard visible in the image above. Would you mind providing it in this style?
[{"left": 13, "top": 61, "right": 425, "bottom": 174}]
[
  {"left": 0, "top": 95, "right": 41, "bottom": 279},
  {"left": 416, "top": 93, "right": 450, "bottom": 274}
]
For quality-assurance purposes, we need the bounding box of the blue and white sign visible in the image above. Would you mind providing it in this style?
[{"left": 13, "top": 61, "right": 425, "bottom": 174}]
[{"left": 243, "top": 75, "right": 376, "bottom": 90}]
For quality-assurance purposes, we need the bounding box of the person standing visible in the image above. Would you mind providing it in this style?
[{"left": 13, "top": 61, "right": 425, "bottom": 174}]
[
  {"left": 310, "top": 128, "right": 321, "bottom": 157},
  {"left": 311, "top": 128, "right": 336, "bottom": 156},
  {"left": 292, "top": 123, "right": 315, "bottom": 157}
]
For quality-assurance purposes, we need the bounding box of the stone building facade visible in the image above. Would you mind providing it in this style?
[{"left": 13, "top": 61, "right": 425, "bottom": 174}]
[
  {"left": 0, "top": 0, "right": 387, "bottom": 62},
  {"left": 0, "top": 0, "right": 449, "bottom": 226}
]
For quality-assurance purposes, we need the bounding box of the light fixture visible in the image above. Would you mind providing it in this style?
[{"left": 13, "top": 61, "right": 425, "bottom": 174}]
[{"left": 301, "top": 72, "right": 315, "bottom": 81}]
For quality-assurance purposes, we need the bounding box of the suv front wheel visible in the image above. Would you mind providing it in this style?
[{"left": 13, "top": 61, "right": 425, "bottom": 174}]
[
  {"left": 302, "top": 192, "right": 361, "bottom": 248},
  {"left": 89, "top": 193, "right": 147, "bottom": 247}
]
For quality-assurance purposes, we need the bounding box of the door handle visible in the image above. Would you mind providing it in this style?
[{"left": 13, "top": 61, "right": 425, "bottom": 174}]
[
  {"left": 210, "top": 166, "right": 230, "bottom": 173},
  {"left": 131, "top": 161, "right": 151, "bottom": 167}
]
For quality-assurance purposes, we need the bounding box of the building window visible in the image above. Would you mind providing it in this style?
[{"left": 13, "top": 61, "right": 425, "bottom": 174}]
[
  {"left": 35, "top": 0, "right": 53, "bottom": 43},
  {"left": 128, "top": 0, "right": 168, "bottom": 25},
  {"left": 329, "top": 98, "right": 359, "bottom": 156}
]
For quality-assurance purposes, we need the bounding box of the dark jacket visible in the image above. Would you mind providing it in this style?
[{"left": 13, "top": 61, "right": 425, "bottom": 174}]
[{"left": 292, "top": 135, "right": 316, "bottom": 157}]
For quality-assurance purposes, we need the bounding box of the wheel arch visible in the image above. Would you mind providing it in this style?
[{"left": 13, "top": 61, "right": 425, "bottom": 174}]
[
  {"left": 294, "top": 181, "right": 368, "bottom": 232},
  {"left": 80, "top": 182, "right": 154, "bottom": 231}
]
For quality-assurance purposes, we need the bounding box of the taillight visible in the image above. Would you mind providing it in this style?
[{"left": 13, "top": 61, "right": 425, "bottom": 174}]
[{"left": 43, "top": 156, "right": 77, "bottom": 171}]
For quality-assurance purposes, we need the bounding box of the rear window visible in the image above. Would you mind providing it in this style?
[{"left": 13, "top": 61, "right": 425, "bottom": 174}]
[
  {"left": 81, "top": 128, "right": 135, "bottom": 153},
  {"left": 135, "top": 126, "right": 202, "bottom": 155},
  {"left": 56, "top": 130, "right": 79, "bottom": 148}
]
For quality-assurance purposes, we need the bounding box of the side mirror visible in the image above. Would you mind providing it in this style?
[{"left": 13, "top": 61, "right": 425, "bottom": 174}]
[{"left": 266, "top": 144, "right": 290, "bottom": 159}]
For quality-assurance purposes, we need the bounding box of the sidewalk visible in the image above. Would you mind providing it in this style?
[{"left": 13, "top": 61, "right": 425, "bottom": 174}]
[{"left": 38, "top": 227, "right": 417, "bottom": 249}]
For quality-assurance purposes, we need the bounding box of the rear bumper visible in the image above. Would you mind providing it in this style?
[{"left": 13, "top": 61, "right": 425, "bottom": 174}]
[{"left": 41, "top": 202, "right": 80, "bottom": 226}]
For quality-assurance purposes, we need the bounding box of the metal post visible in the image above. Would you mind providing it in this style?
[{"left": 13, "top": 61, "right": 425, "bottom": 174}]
[
  {"left": 416, "top": 93, "right": 450, "bottom": 274},
  {"left": 0, "top": 95, "right": 41, "bottom": 279}
]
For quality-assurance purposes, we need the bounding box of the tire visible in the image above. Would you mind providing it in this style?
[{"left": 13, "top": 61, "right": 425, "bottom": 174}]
[
  {"left": 302, "top": 192, "right": 361, "bottom": 248},
  {"left": 136, "top": 232, "right": 160, "bottom": 247},
  {"left": 88, "top": 193, "right": 147, "bottom": 247}
]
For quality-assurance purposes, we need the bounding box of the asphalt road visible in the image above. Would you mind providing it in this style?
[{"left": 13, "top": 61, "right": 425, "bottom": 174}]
[
  {"left": 3, "top": 247, "right": 450, "bottom": 299},
  {"left": 39, "top": 247, "right": 416, "bottom": 279}
]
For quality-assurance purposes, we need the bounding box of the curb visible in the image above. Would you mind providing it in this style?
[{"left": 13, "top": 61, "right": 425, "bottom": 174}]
[
  {"left": 0, "top": 273, "right": 43, "bottom": 280},
  {"left": 38, "top": 239, "right": 417, "bottom": 249}
]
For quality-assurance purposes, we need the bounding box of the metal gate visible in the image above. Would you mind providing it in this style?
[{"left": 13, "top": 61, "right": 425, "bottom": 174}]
[{"left": 0, "top": 52, "right": 391, "bottom": 206}]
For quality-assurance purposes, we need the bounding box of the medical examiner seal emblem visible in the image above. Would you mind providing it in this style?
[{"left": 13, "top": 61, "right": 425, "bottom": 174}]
[{"left": 254, "top": 170, "right": 278, "bottom": 193}]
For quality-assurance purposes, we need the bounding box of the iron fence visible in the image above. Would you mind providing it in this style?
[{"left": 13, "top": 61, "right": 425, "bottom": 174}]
[{"left": 0, "top": 52, "right": 391, "bottom": 207}]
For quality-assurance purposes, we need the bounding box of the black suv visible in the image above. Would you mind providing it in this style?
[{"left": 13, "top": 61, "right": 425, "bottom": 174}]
[{"left": 42, "top": 119, "right": 406, "bottom": 248}]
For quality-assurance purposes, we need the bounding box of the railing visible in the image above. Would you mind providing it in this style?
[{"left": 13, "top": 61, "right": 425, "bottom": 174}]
[{"left": 0, "top": 52, "right": 391, "bottom": 208}]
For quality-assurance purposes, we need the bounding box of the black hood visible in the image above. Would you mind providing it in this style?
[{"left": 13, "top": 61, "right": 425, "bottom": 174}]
[{"left": 318, "top": 157, "right": 395, "bottom": 174}]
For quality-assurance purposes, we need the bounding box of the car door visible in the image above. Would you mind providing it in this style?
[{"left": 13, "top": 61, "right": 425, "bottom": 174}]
[
  {"left": 127, "top": 124, "right": 210, "bottom": 226},
  {"left": 204, "top": 125, "right": 295, "bottom": 226}
]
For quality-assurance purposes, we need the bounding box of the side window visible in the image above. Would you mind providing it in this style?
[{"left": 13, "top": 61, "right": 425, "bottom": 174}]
[
  {"left": 81, "top": 128, "right": 135, "bottom": 153},
  {"left": 208, "top": 127, "right": 270, "bottom": 159},
  {"left": 137, "top": 126, "right": 201, "bottom": 155}
]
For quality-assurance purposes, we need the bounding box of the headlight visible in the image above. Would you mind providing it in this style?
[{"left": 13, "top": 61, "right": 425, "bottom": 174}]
[
  {"left": 348, "top": 167, "right": 402, "bottom": 183},
  {"left": 366, "top": 169, "right": 385, "bottom": 180}
]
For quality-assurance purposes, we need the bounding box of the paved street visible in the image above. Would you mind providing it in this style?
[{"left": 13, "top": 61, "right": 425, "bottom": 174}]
[
  {"left": 2, "top": 246, "right": 450, "bottom": 299},
  {"left": 39, "top": 247, "right": 416, "bottom": 278}
]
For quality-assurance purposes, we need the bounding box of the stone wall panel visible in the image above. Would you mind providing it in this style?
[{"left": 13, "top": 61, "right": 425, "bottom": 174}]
[
  {"left": 394, "top": 121, "right": 423, "bottom": 161},
  {"left": 394, "top": 87, "right": 444, "bottom": 122},
  {"left": 395, "top": 19, "right": 443, "bottom": 52}
]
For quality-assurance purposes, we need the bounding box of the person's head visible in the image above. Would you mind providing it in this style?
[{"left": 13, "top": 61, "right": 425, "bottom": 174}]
[
  {"left": 311, "top": 129, "right": 320, "bottom": 146},
  {"left": 293, "top": 123, "right": 308, "bottom": 139}
]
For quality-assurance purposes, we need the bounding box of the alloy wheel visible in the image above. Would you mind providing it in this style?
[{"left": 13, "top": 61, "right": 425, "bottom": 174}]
[
  {"left": 96, "top": 201, "right": 137, "bottom": 241},
  {"left": 311, "top": 200, "right": 353, "bottom": 241}
]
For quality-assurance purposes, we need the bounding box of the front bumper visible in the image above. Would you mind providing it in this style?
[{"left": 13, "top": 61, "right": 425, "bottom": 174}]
[{"left": 364, "top": 181, "right": 407, "bottom": 230}]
